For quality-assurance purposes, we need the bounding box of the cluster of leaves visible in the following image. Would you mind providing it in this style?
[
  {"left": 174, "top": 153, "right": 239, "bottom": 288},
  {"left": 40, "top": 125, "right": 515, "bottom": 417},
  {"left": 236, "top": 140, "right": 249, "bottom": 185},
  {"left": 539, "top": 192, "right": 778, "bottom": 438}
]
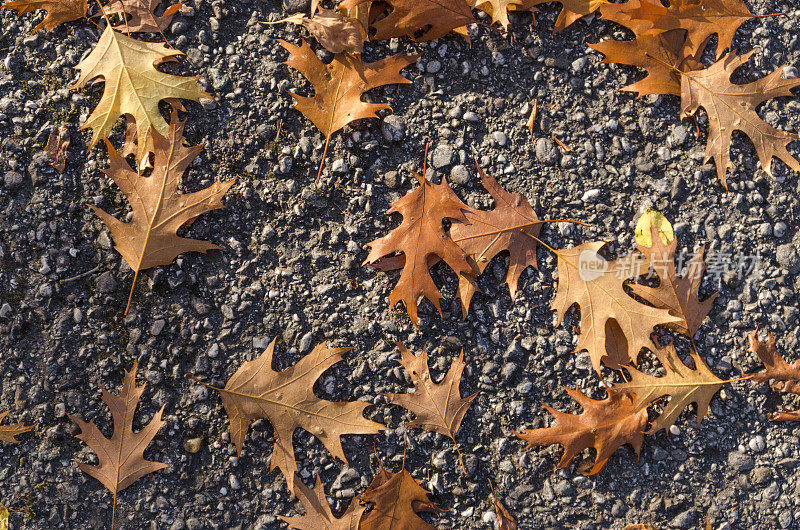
[{"left": 3, "top": 0, "right": 235, "bottom": 311}]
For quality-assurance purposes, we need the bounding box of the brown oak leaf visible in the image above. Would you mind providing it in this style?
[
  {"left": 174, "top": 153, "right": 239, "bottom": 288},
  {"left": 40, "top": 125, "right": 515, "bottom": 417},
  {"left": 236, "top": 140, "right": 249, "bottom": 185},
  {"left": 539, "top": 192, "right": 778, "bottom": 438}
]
[
  {"left": 489, "top": 482, "right": 517, "bottom": 530},
  {"left": 279, "top": 474, "right": 365, "bottom": 530},
  {"left": 68, "top": 361, "right": 168, "bottom": 529},
  {"left": 364, "top": 171, "right": 476, "bottom": 325},
  {"left": 598, "top": 0, "right": 753, "bottom": 58},
  {"left": 44, "top": 123, "right": 70, "bottom": 173},
  {"left": 551, "top": 241, "right": 681, "bottom": 372},
  {"left": 747, "top": 330, "right": 800, "bottom": 421},
  {"left": 193, "top": 339, "right": 384, "bottom": 493},
  {"left": 680, "top": 50, "right": 800, "bottom": 187},
  {"left": 90, "top": 110, "right": 235, "bottom": 312},
  {"left": 386, "top": 343, "right": 477, "bottom": 449},
  {"left": 613, "top": 343, "right": 723, "bottom": 433},
  {"left": 589, "top": 29, "right": 703, "bottom": 96},
  {"left": 516, "top": 387, "right": 647, "bottom": 475},
  {"left": 472, "top": 0, "right": 526, "bottom": 30},
  {"left": 360, "top": 464, "right": 443, "bottom": 529},
  {"left": 272, "top": 9, "right": 366, "bottom": 54},
  {"left": 340, "top": 0, "right": 475, "bottom": 41},
  {"left": 105, "top": 0, "right": 182, "bottom": 33},
  {"left": 2, "top": 0, "right": 86, "bottom": 32},
  {"left": 629, "top": 221, "right": 717, "bottom": 337},
  {"left": 0, "top": 411, "right": 34, "bottom": 444},
  {"left": 524, "top": 0, "right": 607, "bottom": 33},
  {"left": 449, "top": 165, "right": 543, "bottom": 317}
]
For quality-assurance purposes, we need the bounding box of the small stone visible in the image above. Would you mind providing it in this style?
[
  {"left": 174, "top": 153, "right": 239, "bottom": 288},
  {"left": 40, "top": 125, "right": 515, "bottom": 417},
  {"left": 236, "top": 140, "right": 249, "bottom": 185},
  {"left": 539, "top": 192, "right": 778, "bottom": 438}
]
[
  {"left": 381, "top": 115, "right": 406, "bottom": 142},
  {"left": 426, "top": 60, "right": 442, "bottom": 74},
  {"left": 299, "top": 332, "right": 314, "bottom": 353},
  {"left": 582, "top": 189, "right": 600, "bottom": 202},
  {"left": 463, "top": 111, "right": 480, "bottom": 122},
  {"left": 282, "top": 0, "right": 309, "bottom": 13},
  {"left": 3, "top": 171, "right": 23, "bottom": 190},
  {"left": 207, "top": 68, "right": 229, "bottom": 91},
  {"left": 727, "top": 451, "right": 754, "bottom": 472},
  {"left": 183, "top": 437, "right": 203, "bottom": 454},
  {"left": 774, "top": 221, "right": 787, "bottom": 238},
  {"left": 97, "top": 231, "right": 112, "bottom": 250},
  {"left": 535, "top": 138, "right": 559, "bottom": 164},
  {"left": 150, "top": 319, "right": 166, "bottom": 336},
  {"left": 449, "top": 165, "right": 470, "bottom": 186},
  {"left": 0, "top": 303, "right": 12, "bottom": 318},
  {"left": 95, "top": 271, "right": 118, "bottom": 294},
  {"left": 776, "top": 244, "right": 800, "bottom": 273},
  {"left": 492, "top": 131, "right": 508, "bottom": 146},
  {"left": 332, "top": 159, "right": 348, "bottom": 174},
  {"left": 749, "top": 435, "right": 766, "bottom": 453},
  {"left": 431, "top": 144, "right": 454, "bottom": 169},
  {"left": 669, "top": 425, "right": 680, "bottom": 436}
]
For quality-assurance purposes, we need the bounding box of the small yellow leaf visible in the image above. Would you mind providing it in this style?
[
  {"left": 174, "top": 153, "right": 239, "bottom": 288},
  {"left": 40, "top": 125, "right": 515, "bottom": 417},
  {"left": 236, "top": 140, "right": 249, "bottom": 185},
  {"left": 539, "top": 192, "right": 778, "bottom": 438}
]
[
  {"left": 635, "top": 209, "right": 674, "bottom": 247},
  {"left": 0, "top": 505, "right": 8, "bottom": 530}
]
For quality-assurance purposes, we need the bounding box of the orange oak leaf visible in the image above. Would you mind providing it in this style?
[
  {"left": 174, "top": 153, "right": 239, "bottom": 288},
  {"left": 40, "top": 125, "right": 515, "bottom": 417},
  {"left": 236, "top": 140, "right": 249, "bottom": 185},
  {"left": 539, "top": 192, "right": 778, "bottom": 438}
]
[
  {"left": 449, "top": 165, "right": 543, "bottom": 317},
  {"left": 44, "top": 123, "right": 70, "bottom": 173},
  {"left": 193, "top": 339, "right": 385, "bottom": 493},
  {"left": 364, "top": 171, "right": 476, "bottom": 325},
  {"left": 0, "top": 411, "right": 34, "bottom": 444},
  {"left": 386, "top": 343, "right": 477, "bottom": 456},
  {"left": 516, "top": 387, "right": 647, "bottom": 475},
  {"left": 472, "top": 0, "right": 526, "bottom": 30},
  {"left": 747, "top": 330, "right": 800, "bottom": 421},
  {"left": 599, "top": 0, "right": 753, "bottom": 58},
  {"left": 279, "top": 474, "right": 365, "bottom": 530},
  {"left": 270, "top": 9, "right": 366, "bottom": 54},
  {"left": 589, "top": 29, "right": 703, "bottom": 96},
  {"left": 2, "top": 0, "right": 86, "bottom": 32},
  {"left": 680, "top": 50, "right": 800, "bottom": 187},
  {"left": 551, "top": 241, "right": 681, "bottom": 372},
  {"left": 68, "top": 362, "right": 168, "bottom": 529},
  {"left": 90, "top": 110, "right": 235, "bottom": 312},
  {"left": 523, "top": 0, "right": 607, "bottom": 33},
  {"left": 360, "top": 464, "right": 444, "bottom": 529},
  {"left": 340, "top": 0, "right": 475, "bottom": 41},
  {"left": 105, "top": 0, "right": 182, "bottom": 33},
  {"left": 613, "top": 343, "right": 723, "bottom": 433},
  {"left": 628, "top": 221, "right": 717, "bottom": 337},
  {"left": 489, "top": 481, "right": 517, "bottom": 530}
]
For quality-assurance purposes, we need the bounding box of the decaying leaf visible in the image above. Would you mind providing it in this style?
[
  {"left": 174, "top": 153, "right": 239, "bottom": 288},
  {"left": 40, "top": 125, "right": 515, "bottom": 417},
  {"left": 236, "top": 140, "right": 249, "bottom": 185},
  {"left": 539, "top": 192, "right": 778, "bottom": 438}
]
[
  {"left": 0, "top": 410, "right": 34, "bottom": 444},
  {"left": 360, "top": 464, "right": 443, "bottom": 529},
  {"left": 634, "top": 209, "right": 674, "bottom": 248},
  {"left": 44, "top": 123, "right": 70, "bottom": 173},
  {"left": 450, "top": 165, "right": 543, "bottom": 316},
  {"left": 489, "top": 482, "right": 517, "bottom": 530},
  {"left": 589, "top": 29, "right": 702, "bottom": 97},
  {"left": 72, "top": 25, "right": 208, "bottom": 163},
  {"left": 2, "top": 0, "right": 86, "bottom": 32},
  {"left": 525, "top": 0, "right": 607, "bottom": 33},
  {"left": 680, "top": 50, "right": 800, "bottom": 187},
  {"left": 516, "top": 388, "right": 647, "bottom": 475},
  {"left": 599, "top": 0, "right": 753, "bottom": 58},
  {"left": 364, "top": 171, "right": 475, "bottom": 325},
  {"left": 279, "top": 474, "right": 365, "bottom": 530},
  {"left": 613, "top": 343, "right": 723, "bottom": 433},
  {"left": 526, "top": 99, "right": 538, "bottom": 139},
  {"left": 68, "top": 361, "right": 168, "bottom": 529},
  {"left": 629, "top": 221, "right": 717, "bottom": 337},
  {"left": 386, "top": 343, "right": 477, "bottom": 448},
  {"left": 0, "top": 505, "right": 7, "bottom": 530},
  {"left": 341, "top": 0, "right": 475, "bottom": 41},
  {"left": 747, "top": 330, "right": 800, "bottom": 420},
  {"left": 272, "top": 9, "right": 366, "bottom": 54},
  {"left": 193, "top": 339, "right": 384, "bottom": 492},
  {"left": 551, "top": 241, "right": 681, "bottom": 371},
  {"left": 90, "top": 110, "right": 234, "bottom": 312},
  {"left": 105, "top": 0, "right": 182, "bottom": 33}
]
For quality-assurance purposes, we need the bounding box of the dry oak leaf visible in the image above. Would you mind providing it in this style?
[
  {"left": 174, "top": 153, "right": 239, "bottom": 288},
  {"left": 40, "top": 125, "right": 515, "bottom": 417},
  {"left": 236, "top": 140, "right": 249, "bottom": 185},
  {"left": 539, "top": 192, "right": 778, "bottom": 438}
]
[
  {"left": 747, "top": 330, "right": 800, "bottom": 420},
  {"left": 90, "top": 111, "right": 234, "bottom": 311},
  {"left": 523, "top": 0, "right": 607, "bottom": 33},
  {"left": 279, "top": 39, "right": 417, "bottom": 140},
  {"left": 0, "top": 410, "right": 34, "bottom": 443},
  {"left": 551, "top": 241, "right": 682, "bottom": 372},
  {"left": 272, "top": 9, "right": 366, "bottom": 54},
  {"left": 628, "top": 221, "right": 717, "bottom": 337},
  {"left": 340, "top": 0, "right": 474, "bottom": 41},
  {"left": 680, "top": 50, "right": 800, "bottom": 187},
  {"left": 386, "top": 343, "right": 477, "bottom": 444},
  {"left": 105, "top": 0, "right": 182, "bottom": 33},
  {"left": 44, "top": 123, "right": 70, "bottom": 173},
  {"left": 450, "top": 165, "right": 542, "bottom": 317},
  {"left": 364, "top": 171, "right": 475, "bottom": 325},
  {"left": 360, "top": 465, "right": 444, "bottom": 530},
  {"left": 613, "top": 343, "right": 723, "bottom": 433},
  {"left": 516, "top": 388, "right": 647, "bottom": 475},
  {"left": 194, "top": 339, "right": 384, "bottom": 493},
  {"left": 472, "top": 0, "right": 526, "bottom": 30},
  {"left": 598, "top": 0, "right": 752, "bottom": 58},
  {"left": 589, "top": 29, "right": 703, "bottom": 97},
  {"left": 279, "top": 473, "right": 365, "bottom": 530},
  {"left": 72, "top": 25, "right": 209, "bottom": 163},
  {"left": 2, "top": 0, "right": 86, "bottom": 32},
  {"left": 490, "top": 484, "right": 517, "bottom": 530},
  {"left": 67, "top": 361, "right": 168, "bottom": 528}
]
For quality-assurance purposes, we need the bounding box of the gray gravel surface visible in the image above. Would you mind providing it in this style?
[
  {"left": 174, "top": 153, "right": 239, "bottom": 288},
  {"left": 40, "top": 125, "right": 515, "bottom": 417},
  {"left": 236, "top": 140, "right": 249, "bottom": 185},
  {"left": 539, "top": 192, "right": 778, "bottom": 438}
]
[{"left": 2, "top": 0, "right": 800, "bottom": 528}]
